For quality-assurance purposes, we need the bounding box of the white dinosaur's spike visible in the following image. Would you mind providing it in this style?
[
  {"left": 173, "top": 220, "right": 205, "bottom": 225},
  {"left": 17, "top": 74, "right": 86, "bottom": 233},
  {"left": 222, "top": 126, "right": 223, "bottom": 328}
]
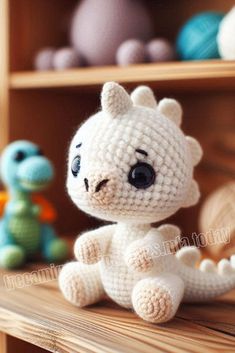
[
  {"left": 131, "top": 86, "right": 157, "bottom": 109},
  {"left": 158, "top": 98, "right": 182, "bottom": 126},
  {"left": 186, "top": 136, "right": 203, "bottom": 166},
  {"left": 176, "top": 246, "right": 201, "bottom": 267},
  {"left": 199, "top": 259, "right": 217, "bottom": 273},
  {"left": 101, "top": 81, "right": 132, "bottom": 117},
  {"left": 231, "top": 255, "right": 235, "bottom": 269},
  {"left": 218, "top": 259, "right": 234, "bottom": 275},
  {"left": 182, "top": 180, "right": 200, "bottom": 208},
  {"left": 157, "top": 224, "right": 181, "bottom": 241}
]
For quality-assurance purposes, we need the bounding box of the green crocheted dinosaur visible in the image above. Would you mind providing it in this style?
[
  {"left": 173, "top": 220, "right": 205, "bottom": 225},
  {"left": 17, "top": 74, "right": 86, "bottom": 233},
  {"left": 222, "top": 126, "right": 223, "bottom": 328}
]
[{"left": 0, "top": 140, "right": 68, "bottom": 269}]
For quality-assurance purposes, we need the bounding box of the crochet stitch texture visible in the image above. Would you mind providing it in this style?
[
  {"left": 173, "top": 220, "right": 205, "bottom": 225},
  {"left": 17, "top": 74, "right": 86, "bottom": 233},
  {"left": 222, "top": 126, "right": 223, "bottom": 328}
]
[{"left": 59, "top": 82, "right": 235, "bottom": 323}]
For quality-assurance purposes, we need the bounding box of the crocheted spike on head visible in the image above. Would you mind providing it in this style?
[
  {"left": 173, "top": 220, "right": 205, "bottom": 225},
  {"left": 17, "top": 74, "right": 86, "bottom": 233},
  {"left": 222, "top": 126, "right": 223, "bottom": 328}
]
[
  {"left": 182, "top": 180, "right": 200, "bottom": 208},
  {"left": 101, "top": 82, "right": 132, "bottom": 117},
  {"left": 186, "top": 136, "right": 203, "bottom": 166},
  {"left": 158, "top": 98, "right": 182, "bottom": 126},
  {"left": 131, "top": 86, "right": 157, "bottom": 109}
]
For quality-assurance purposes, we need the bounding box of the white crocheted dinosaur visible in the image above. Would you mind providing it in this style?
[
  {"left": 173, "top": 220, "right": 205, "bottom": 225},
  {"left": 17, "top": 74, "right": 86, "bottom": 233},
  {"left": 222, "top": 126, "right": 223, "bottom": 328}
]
[{"left": 59, "top": 82, "right": 235, "bottom": 323}]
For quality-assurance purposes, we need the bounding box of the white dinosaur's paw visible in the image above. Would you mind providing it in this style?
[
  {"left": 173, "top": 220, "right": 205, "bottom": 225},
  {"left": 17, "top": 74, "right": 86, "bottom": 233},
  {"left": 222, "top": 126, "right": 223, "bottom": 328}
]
[
  {"left": 199, "top": 259, "right": 217, "bottom": 273},
  {"left": 176, "top": 246, "right": 201, "bottom": 267},
  {"left": 218, "top": 259, "right": 234, "bottom": 275}
]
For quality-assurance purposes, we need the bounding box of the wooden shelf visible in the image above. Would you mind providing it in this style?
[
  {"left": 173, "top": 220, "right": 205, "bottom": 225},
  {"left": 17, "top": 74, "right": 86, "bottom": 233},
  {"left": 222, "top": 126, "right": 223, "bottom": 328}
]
[
  {"left": 9, "top": 61, "right": 235, "bottom": 91},
  {"left": 0, "top": 264, "right": 235, "bottom": 353}
]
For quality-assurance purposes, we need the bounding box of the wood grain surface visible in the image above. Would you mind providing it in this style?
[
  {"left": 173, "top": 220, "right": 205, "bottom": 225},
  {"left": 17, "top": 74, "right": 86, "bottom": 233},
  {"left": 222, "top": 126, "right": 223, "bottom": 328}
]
[
  {"left": 9, "top": 61, "right": 235, "bottom": 91},
  {"left": 0, "top": 264, "right": 234, "bottom": 353}
]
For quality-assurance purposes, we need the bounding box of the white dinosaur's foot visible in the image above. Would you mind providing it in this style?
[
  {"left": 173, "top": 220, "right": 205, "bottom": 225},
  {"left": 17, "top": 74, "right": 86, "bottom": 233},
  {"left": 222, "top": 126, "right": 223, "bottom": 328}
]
[
  {"left": 59, "top": 262, "right": 104, "bottom": 307},
  {"left": 200, "top": 255, "right": 235, "bottom": 275},
  {"left": 132, "top": 274, "right": 184, "bottom": 323}
]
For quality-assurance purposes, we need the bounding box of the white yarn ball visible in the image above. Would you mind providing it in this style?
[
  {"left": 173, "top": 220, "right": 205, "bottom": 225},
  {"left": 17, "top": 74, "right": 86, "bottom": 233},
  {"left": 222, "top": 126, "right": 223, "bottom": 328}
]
[
  {"left": 116, "top": 39, "right": 146, "bottom": 66},
  {"left": 53, "top": 47, "right": 82, "bottom": 70},
  {"left": 217, "top": 7, "right": 235, "bottom": 60},
  {"left": 34, "top": 48, "right": 55, "bottom": 71}
]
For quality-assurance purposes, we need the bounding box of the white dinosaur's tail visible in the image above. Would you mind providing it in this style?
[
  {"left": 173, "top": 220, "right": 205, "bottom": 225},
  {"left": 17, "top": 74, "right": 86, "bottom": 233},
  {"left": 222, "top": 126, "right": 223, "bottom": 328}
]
[{"left": 176, "top": 248, "right": 235, "bottom": 302}]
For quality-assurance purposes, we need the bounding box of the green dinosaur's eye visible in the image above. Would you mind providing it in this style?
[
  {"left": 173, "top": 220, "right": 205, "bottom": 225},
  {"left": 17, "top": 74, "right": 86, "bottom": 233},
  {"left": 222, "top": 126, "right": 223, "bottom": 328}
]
[
  {"left": 14, "top": 150, "right": 26, "bottom": 162},
  {"left": 37, "top": 148, "right": 44, "bottom": 156},
  {"left": 71, "top": 155, "right": 81, "bottom": 177}
]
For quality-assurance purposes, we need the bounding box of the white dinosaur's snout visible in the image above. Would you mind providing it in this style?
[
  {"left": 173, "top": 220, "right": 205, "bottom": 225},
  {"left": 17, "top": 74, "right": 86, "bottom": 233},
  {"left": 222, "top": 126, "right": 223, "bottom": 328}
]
[{"left": 84, "top": 170, "right": 117, "bottom": 206}]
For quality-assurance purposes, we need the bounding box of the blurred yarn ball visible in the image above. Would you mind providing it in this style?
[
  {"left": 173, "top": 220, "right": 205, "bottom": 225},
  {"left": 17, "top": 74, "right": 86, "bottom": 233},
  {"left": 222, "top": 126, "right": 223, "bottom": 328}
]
[
  {"left": 176, "top": 12, "right": 224, "bottom": 60},
  {"left": 217, "top": 7, "right": 235, "bottom": 60},
  {"left": 199, "top": 182, "right": 235, "bottom": 261},
  {"left": 116, "top": 39, "right": 146, "bottom": 66},
  {"left": 71, "top": 0, "right": 153, "bottom": 66},
  {"left": 34, "top": 48, "right": 55, "bottom": 71},
  {"left": 53, "top": 47, "right": 82, "bottom": 70},
  {"left": 146, "top": 38, "right": 175, "bottom": 62}
]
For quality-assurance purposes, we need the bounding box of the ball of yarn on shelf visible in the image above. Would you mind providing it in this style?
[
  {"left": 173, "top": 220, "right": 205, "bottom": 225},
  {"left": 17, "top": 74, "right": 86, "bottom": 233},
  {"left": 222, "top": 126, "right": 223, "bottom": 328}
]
[
  {"left": 53, "top": 47, "right": 82, "bottom": 70},
  {"left": 146, "top": 38, "right": 175, "bottom": 62},
  {"left": 199, "top": 182, "right": 235, "bottom": 260},
  {"left": 71, "top": 0, "right": 153, "bottom": 66},
  {"left": 116, "top": 39, "right": 146, "bottom": 66},
  {"left": 217, "top": 7, "right": 235, "bottom": 60},
  {"left": 34, "top": 48, "right": 55, "bottom": 71},
  {"left": 176, "top": 12, "right": 224, "bottom": 60}
]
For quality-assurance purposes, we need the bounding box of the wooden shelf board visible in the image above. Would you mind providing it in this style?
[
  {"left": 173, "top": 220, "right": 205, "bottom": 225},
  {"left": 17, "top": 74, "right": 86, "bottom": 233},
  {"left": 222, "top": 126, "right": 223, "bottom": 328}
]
[
  {"left": 9, "top": 61, "right": 235, "bottom": 91},
  {"left": 0, "top": 264, "right": 235, "bottom": 353}
]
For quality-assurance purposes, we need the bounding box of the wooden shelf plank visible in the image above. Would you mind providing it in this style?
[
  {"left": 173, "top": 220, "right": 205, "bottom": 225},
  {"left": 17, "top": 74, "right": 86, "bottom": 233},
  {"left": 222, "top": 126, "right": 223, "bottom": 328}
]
[
  {"left": 0, "top": 264, "right": 235, "bottom": 353},
  {"left": 9, "top": 61, "right": 235, "bottom": 91}
]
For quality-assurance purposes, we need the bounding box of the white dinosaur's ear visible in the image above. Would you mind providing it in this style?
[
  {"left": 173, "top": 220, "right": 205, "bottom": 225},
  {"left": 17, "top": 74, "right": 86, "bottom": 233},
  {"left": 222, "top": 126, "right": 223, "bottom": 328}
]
[
  {"left": 186, "top": 136, "right": 203, "bottom": 166},
  {"left": 182, "top": 180, "right": 200, "bottom": 208},
  {"left": 101, "top": 81, "right": 132, "bottom": 117},
  {"left": 131, "top": 86, "right": 157, "bottom": 109},
  {"left": 158, "top": 98, "right": 182, "bottom": 126}
]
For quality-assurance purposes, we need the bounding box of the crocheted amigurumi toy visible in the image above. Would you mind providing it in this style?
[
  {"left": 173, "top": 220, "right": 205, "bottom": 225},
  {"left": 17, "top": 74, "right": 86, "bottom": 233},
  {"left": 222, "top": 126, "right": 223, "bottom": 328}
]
[
  {"left": 34, "top": 0, "right": 175, "bottom": 70},
  {"left": 0, "top": 141, "right": 68, "bottom": 269},
  {"left": 59, "top": 82, "right": 235, "bottom": 323}
]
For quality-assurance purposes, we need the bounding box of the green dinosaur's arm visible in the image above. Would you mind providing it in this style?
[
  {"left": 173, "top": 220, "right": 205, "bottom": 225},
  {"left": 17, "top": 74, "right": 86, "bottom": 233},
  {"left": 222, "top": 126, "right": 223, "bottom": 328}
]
[{"left": 6, "top": 201, "right": 40, "bottom": 216}]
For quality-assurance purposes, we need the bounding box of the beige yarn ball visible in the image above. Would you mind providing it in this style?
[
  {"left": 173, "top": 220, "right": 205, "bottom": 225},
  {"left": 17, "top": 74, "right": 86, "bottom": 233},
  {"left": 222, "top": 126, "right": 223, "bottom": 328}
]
[
  {"left": 116, "top": 39, "right": 146, "bottom": 66},
  {"left": 199, "top": 182, "right": 235, "bottom": 260}
]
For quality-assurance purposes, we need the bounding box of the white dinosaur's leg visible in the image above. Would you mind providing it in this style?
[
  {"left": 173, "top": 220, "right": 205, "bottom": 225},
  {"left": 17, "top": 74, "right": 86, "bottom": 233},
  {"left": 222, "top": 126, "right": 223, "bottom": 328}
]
[
  {"left": 132, "top": 273, "right": 184, "bottom": 323},
  {"left": 59, "top": 262, "right": 104, "bottom": 307}
]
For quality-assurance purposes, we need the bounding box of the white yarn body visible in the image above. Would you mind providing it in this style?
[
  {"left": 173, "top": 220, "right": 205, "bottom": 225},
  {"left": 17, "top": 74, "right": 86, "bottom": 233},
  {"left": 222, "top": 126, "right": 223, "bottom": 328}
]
[
  {"left": 99, "top": 223, "right": 149, "bottom": 308},
  {"left": 60, "top": 82, "right": 235, "bottom": 323},
  {"left": 99, "top": 223, "right": 235, "bottom": 307},
  {"left": 98, "top": 223, "right": 180, "bottom": 308}
]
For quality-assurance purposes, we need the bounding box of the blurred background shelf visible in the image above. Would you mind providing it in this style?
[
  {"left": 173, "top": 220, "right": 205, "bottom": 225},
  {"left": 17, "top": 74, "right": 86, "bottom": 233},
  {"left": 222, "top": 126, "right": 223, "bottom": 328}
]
[{"left": 9, "top": 61, "right": 235, "bottom": 90}]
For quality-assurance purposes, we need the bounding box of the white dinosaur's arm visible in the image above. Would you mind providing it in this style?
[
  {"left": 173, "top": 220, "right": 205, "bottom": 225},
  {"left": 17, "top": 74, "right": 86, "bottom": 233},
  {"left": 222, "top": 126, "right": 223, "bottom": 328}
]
[
  {"left": 125, "top": 228, "right": 163, "bottom": 273},
  {"left": 74, "top": 224, "right": 115, "bottom": 264},
  {"left": 157, "top": 224, "right": 181, "bottom": 249}
]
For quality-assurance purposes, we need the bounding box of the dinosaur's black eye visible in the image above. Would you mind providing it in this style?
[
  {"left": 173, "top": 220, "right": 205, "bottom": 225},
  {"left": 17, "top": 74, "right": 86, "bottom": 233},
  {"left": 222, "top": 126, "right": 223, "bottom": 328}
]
[
  {"left": 13, "top": 150, "right": 26, "bottom": 162},
  {"left": 37, "top": 148, "right": 44, "bottom": 156},
  {"left": 128, "top": 162, "right": 156, "bottom": 189},
  {"left": 71, "top": 155, "right": 81, "bottom": 177}
]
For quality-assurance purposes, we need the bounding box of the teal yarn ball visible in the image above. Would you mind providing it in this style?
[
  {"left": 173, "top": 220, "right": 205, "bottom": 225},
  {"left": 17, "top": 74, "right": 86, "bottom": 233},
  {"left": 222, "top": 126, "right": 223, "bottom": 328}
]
[{"left": 176, "top": 12, "right": 224, "bottom": 60}]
